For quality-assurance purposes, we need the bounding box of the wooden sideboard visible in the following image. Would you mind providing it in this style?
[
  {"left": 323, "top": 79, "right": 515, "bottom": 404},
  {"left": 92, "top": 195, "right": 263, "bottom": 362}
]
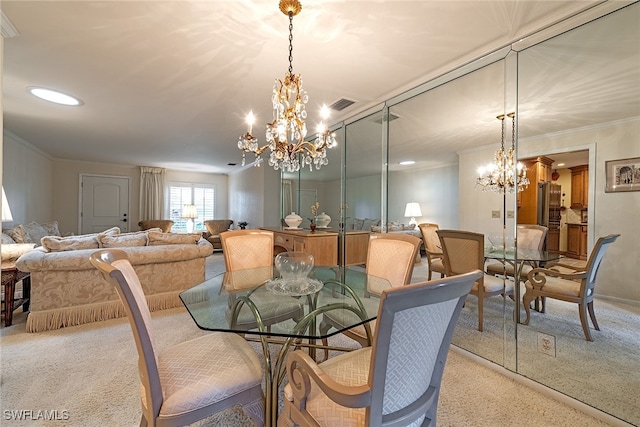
[{"left": 263, "top": 227, "right": 370, "bottom": 267}]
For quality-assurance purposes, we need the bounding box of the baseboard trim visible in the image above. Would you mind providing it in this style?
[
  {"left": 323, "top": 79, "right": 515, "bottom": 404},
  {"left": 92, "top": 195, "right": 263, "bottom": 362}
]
[{"left": 450, "top": 345, "right": 633, "bottom": 427}]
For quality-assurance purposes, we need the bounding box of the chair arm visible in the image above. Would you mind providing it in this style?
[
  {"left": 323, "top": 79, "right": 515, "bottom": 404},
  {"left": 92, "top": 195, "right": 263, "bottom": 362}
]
[
  {"left": 527, "top": 267, "right": 587, "bottom": 289},
  {"left": 287, "top": 350, "right": 371, "bottom": 408},
  {"left": 543, "top": 260, "right": 585, "bottom": 271}
]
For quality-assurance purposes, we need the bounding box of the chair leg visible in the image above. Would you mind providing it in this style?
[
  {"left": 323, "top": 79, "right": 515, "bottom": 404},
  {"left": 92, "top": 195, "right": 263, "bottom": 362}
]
[
  {"left": 578, "top": 303, "right": 593, "bottom": 341},
  {"left": 587, "top": 301, "right": 600, "bottom": 331},
  {"left": 318, "top": 319, "right": 331, "bottom": 362},
  {"left": 428, "top": 267, "right": 432, "bottom": 281},
  {"left": 522, "top": 292, "right": 534, "bottom": 325},
  {"left": 477, "top": 297, "right": 484, "bottom": 332}
]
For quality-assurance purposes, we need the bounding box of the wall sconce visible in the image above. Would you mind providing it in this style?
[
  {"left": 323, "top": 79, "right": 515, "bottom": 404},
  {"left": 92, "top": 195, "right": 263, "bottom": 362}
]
[
  {"left": 404, "top": 202, "right": 422, "bottom": 227},
  {"left": 181, "top": 204, "right": 198, "bottom": 233}
]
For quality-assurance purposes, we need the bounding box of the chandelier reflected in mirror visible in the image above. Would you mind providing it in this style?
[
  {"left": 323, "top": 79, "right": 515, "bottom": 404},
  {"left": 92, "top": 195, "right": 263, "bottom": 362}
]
[
  {"left": 476, "top": 112, "right": 529, "bottom": 193},
  {"left": 237, "top": 0, "right": 337, "bottom": 172}
]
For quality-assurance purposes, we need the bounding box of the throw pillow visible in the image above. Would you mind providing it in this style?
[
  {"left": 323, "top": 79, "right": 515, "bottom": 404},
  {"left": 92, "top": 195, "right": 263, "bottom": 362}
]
[
  {"left": 41, "top": 221, "right": 61, "bottom": 237},
  {"left": 11, "top": 222, "right": 49, "bottom": 245},
  {"left": 40, "top": 226, "right": 120, "bottom": 252},
  {"left": 1, "top": 232, "right": 16, "bottom": 245},
  {"left": 147, "top": 231, "right": 201, "bottom": 246},
  {"left": 41, "top": 234, "right": 100, "bottom": 252},
  {"left": 97, "top": 230, "right": 148, "bottom": 248}
]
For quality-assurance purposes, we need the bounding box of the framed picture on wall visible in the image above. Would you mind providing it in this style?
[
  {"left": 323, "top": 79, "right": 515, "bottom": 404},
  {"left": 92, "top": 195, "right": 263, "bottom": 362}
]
[{"left": 605, "top": 157, "right": 640, "bottom": 193}]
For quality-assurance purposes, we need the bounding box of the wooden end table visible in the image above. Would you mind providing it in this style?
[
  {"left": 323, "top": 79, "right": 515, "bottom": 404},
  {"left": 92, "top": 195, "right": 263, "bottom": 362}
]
[{"left": 1, "top": 264, "right": 31, "bottom": 327}]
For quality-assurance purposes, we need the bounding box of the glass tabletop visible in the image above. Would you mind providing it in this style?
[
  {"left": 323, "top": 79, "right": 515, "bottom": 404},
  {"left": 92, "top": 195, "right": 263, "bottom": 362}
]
[
  {"left": 179, "top": 266, "right": 391, "bottom": 339},
  {"left": 484, "top": 246, "right": 562, "bottom": 263}
]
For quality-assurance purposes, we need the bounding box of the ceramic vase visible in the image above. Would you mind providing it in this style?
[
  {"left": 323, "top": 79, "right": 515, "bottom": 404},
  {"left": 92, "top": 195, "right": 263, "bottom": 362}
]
[
  {"left": 316, "top": 212, "right": 331, "bottom": 228},
  {"left": 284, "top": 212, "right": 303, "bottom": 229}
]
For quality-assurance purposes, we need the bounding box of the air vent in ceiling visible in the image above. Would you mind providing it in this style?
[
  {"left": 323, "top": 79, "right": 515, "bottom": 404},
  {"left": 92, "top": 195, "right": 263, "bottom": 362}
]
[
  {"left": 373, "top": 113, "right": 401, "bottom": 124},
  {"left": 328, "top": 98, "right": 356, "bottom": 111}
]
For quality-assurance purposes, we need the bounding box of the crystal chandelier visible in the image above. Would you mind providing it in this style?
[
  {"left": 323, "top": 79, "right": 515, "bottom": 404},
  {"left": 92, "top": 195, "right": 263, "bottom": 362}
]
[
  {"left": 476, "top": 112, "right": 530, "bottom": 193},
  {"left": 237, "top": 0, "right": 337, "bottom": 173}
]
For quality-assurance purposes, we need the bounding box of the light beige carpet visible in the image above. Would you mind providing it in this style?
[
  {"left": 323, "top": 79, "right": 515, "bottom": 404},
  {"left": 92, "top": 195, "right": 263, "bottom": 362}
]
[
  {"left": 0, "top": 307, "right": 615, "bottom": 427},
  {"left": 0, "top": 253, "right": 629, "bottom": 426}
]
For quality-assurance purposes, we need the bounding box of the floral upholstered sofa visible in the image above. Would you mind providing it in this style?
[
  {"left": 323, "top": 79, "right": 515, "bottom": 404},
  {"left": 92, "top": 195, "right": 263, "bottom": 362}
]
[{"left": 15, "top": 227, "right": 213, "bottom": 332}]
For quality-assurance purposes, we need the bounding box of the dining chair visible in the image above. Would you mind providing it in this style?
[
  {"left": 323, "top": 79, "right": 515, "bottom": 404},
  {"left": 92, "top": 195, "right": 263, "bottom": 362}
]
[
  {"left": 418, "top": 223, "right": 447, "bottom": 280},
  {"left": 437, "top": 229, "right": 514, "bottom": 332},
  {"left": 523, "top": 234, "right": 620, "bottom": 341},
  {"left": 220, "top": 229, "right": 304, "bottom": 332},
  {"left": 485, "top": 224, "right": 548, "bottom": 282},
  {"left": 318, "top": 233, "right": 421, "bottom": 355},
  {"left": 278, "top": 270, "right": 482, "bottom": 427},
  {"left": 89, "top": 249, "right": 264, "bottom": 427}
]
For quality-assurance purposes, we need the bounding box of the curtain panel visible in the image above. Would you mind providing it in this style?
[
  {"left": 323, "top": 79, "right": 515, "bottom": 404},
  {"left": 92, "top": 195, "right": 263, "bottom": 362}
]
[{"left": 139, "top": 166, "right": 166, "bottom": 220}]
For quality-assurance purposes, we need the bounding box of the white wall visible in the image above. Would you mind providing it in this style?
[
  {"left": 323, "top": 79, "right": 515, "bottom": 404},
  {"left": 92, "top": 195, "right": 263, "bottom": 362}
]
[
  {"left": 3, "top": 131, "right": 233, "bottom": 235},
  {"left": 460, "top": 119, "right": 640, "bottom": 302},
  {"left": 228, "top": 165, "right": 281, "bottom": 229},
  {"left": 2, "top": 131, "right": 54, "bottom": 229},
  {"left": 388, "top": 165, "right": 459, "bottom": 228}
]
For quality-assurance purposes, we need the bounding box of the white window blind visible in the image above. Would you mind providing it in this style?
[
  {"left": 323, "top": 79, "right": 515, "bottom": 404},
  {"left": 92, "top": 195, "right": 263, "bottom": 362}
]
[{"left": 167, "top": 184, "right": 216, "bottom": 232}]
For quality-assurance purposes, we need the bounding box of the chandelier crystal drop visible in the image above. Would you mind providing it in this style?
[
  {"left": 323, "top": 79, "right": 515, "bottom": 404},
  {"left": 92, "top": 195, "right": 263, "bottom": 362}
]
[
  {"left": 476, "top": 112, "right": 530, "bottom": 193},
  {"left": 237, "top": 0, "right": 337, "bottom": 173}
]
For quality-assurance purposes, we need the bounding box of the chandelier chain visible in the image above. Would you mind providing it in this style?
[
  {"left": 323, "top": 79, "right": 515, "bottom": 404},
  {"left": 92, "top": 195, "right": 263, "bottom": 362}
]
[{"left": 288, "top": 13, "right": 294, "bottom": 77}]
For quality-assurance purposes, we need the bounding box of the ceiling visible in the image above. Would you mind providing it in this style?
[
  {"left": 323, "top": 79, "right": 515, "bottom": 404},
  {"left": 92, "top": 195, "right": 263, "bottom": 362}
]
[{"left": 2, "top": 1, "right": 638, "bottom": 177}]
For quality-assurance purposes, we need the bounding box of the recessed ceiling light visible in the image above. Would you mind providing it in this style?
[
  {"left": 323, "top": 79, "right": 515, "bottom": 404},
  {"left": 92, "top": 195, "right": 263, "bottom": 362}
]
[
  {"left": 28, "top": 87, "right": 83, "bottom": 106},
  {"left": 557, "top": 163, "right": 565, "bottom": 167},
  {"left": 399, "top": 160, "right": 415, "bottom": 166}
]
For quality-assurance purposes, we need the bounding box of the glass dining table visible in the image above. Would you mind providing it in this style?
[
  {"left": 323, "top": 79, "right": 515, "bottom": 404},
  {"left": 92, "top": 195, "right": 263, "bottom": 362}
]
[
  {"left": 484, "top": 246, "right": 561, "bottom": 322},
  {"left": 179, "top": 266, "right": 391, "bottom": 427}
]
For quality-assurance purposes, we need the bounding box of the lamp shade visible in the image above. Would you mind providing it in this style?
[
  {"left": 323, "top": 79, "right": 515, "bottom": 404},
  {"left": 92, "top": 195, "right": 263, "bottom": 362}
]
[
  {"left": 404, "top": 202, "right": 422, "bottom": 218},
  {"left": 2, "top": 187, "right": 14, "bottom": 222},
  {"left": 181, "top": 204, "right": 198, "bottom": 219}
]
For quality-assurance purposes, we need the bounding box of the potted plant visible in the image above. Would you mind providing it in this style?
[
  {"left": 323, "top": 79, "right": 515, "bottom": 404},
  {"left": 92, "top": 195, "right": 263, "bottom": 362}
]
[{"left": 237, "top": 221, "right": 248, "bottom": 230}]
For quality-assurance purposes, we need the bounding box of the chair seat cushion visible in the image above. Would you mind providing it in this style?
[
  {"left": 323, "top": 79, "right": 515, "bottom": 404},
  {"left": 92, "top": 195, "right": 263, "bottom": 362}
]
[
  {"left": 322, "top": 296, "right": 380, "bottom": 341},
  {"left": 283, "top": 347, "right": 372, "bottom": 426},
  {"left": 430, "top": 258, "right": 446, "bottom": 273},
  {"left": 525, "top": 276, "right": 581, "bottom": 297},
  {"left": 156, "top": 332, "right": 263, "bottom": 417},
  {"left": 486, "top": 261, "right": 534, "bottom": 280},
  {"left": 475, "top": 274, "right": 514, "bottom": 294}
]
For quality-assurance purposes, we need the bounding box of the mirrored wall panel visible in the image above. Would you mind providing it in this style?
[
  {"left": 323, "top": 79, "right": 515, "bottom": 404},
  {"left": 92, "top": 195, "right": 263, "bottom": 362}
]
[{"left": 516, "top": 4, "right": 640, "bottom": 424}]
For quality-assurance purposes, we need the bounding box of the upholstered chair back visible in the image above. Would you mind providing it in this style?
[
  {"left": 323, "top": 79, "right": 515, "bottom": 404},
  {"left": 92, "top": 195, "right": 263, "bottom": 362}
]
[
  {"left": 366, "top": 233, "right": 421, "bottom": 290},
  {"left": 138, "top": 220, "right": 174, "bottom": 233},
  {"left": 220, "top": 229, "right": 274, "bottom": 271},
  {"left": 517, "top": 224, "right": 548, "bottom": 250},
  {"left": 90, "top": 249, "right": 161, "bottom": 424}
]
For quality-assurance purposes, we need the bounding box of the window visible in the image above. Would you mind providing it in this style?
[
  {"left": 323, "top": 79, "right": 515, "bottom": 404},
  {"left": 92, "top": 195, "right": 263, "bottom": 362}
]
[{"left": 167, "top": 183, "right": 216, "bottom": 232}]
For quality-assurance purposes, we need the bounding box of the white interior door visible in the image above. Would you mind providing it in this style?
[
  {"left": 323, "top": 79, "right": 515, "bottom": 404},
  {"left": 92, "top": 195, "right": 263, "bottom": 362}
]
[{"left": 80, "top": 175, "right": 130, "bottom": 234}]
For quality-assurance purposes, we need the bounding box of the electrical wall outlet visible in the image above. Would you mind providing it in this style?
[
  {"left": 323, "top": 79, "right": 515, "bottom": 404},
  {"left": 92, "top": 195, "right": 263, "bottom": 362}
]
[
  {"left": 537, "top": 332, "right": 556, "bottom": 357},
  {"left": 491, "top": 210, "right": 501, "bottom": 219},
  {"left": 507, "top": 210, "right": 515, "bottom": 218}
]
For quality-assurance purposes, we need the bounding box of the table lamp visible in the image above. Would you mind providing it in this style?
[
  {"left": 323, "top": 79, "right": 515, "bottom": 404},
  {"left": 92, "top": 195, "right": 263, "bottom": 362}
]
[
  {"left": 404, "top": 202, "right": 422, "bottom": 227},
  {"left": 181, "top": 204, "right": 198, "bottom": 233}
]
